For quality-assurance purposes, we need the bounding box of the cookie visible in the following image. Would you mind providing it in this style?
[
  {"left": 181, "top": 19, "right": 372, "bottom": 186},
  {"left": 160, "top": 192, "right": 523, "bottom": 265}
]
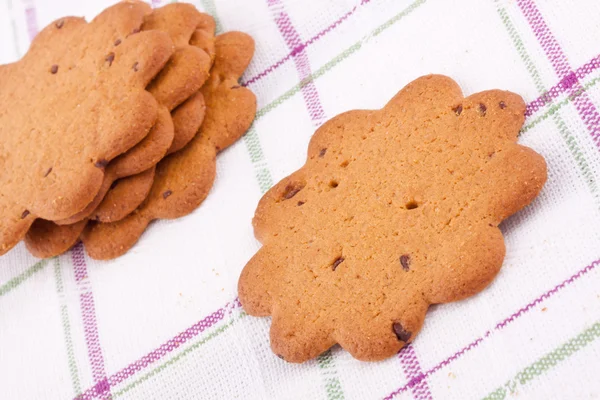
[
  {"left": 54, "top": 3, "right": 213, "bottom": 226},
  {"left": 88, "top": 90, "right": 206, "bottom": 224},
  {"left": 190, "top": 14, "right": 217, "bottom": 63},
  {"left": 0, "top": 2, "right": 174, "bottom": 255},
  {"left": 25, "top": 167, "right": 156, "bottom": 258},
  {"left": 23, "top": 5, "right": 217, "bottom": 258},
  {"left": 81, "top": 32, "right": 257, "bottom": 260},
  {"left": 237, "top": 75, "right": 548, "bottom": 363},
  {"left": 89, "top": 8, "right": 216, "bottom": 220},
  {"left": 144, "top": 3, "right": 213, "bottom": 111},
  {"left": 25, "top": 219, "right": 87, "bottom": 259},
  {"left": 167, "top": 90, "right": 207, "bottom": 155},
  {"left": 145, "top": 5, "right": 215, "bottom": 154},
  {"left": 54, "top": 106, "right": 173, "bottom": 225},
  {"left": 92, "top": 165, "right": 157, "bottom": 223},
  {"left": 89, "top": 91, "right": 207, "bottom": 225},
  {"left": 29, "top": 89, "right": 206, "bottom": 256}
]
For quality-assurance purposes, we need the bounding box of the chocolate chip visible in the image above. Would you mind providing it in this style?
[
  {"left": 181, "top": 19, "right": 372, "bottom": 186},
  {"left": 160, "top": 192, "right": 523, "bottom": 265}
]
[
  {"left": 94, "top": 159, "right": 108, "bottom": 168},
  {"left": 110, "top": 180, "right": 119, "bottom": 190},
  {"left": 282, "top": 184, "right": 303, "bottom": 200},
  {"left": 331, "top": 256, "right": 344, "bottom": 271},
  {"left": 405, "top": 201, "right": 418, "bottom": 210},
  {"left": 297, "top": 201, "right": 305, "bottom": 206},
  {"left": 231, "top": 85, "right": 241, "bottom": 89},
  {"left": 44, "top": 167, "right": 52, "bottom": 177},
  {"left": 129, "top": 27, "right": 140, "bottom": 36},
  {"left": 105, "top": 52, "right": 115, "bottom": 66},
  {"left": 453, "top": 105, "right": 462, "bottom": 116},
  {"left": 55, "top": 20, "right": 64, "bottom": 29},
  {"left": 499, "top": 101, "right": 506, "bottom": 109},
  {"left": 21, "top": 210, "right": 30, "bottom": 219},
  {"left": 163, "top": 190, "right": 173, "bottom": 199},
  {"left": 276, "top": 354, "right": 285, "bottom": 360},
  {"left": 114, "top": 39, "right": 122, "bottom": 46},
  {"left": 392, "top": 322, "right": 412, "bottom": 342},
  {"left": 132, "top": 62, "right": 139, "bottom": 72},
  {"left": 50, "top": 65, "right": 58, "bottom": 74},
  {"left": 319, "top": 148, "right": 327, "bottom": 157},
  {"left": 399, "top": 254, "right": 411, "bottom": 271},
  {"left": 479, "top": 103, "right": 487, "bottom": 116}
]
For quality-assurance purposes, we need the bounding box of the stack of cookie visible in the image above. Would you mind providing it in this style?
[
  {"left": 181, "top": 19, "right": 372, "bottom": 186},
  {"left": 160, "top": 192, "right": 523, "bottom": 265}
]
[{"left": 0, "top": 1, "right": 256, "bottom": 260}]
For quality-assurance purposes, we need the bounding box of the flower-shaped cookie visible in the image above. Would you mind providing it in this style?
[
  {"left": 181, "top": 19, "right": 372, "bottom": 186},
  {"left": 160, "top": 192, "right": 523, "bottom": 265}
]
[
  {"left": 238, "top": 75, "right": 547, "bottom": 362},
  {"left": 81, "top": 32, "right": 257, "bottom": 260},
  {"left": 0, "top": 1, "right": 174, "bottom": 255}
]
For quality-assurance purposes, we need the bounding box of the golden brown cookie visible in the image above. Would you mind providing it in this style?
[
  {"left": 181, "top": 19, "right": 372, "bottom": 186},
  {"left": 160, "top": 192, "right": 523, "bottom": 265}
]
[
  {"left": 25, "top": 167, "right": 156, "bottom": 257},
  {"left": 25, "top": 219, "right": 87, "bottom": 259},
  {"left": 190, "top": 14, "right": 217, "bottom": 63},
  {"left": 0, "top": 1, "right": 174, "bottom": 256},
  {"left": 144, "top": 3, "right": 213, "bottom": 111},
  {"left": 168, "top": 84, "right": 207, "bottom": 155},
  {"left": 81, "top": 32, "right": 256, "bottom": 260},
  {"left": 85, "top": 91, "right": 208, "bottom": 226},
  {"left": 163, "top": 12, "right": 215, "bottom": 155},
  {"left": 54, "top": 106, "right": 173, "bottom": 225},
  {"left": 53, "top": 3, "right": 213, "bottom": 226},
  {"left": 88, "top": 90, "right": 207, "bottom": 224},
  {"left": 23, "top": 5, "right": 217, "bottom": 258},
  {"left": 238, "top": 75, "right": 548, "bottom": 363},
  {"left": 92, "top": 165, "right": 156, "bottom": 223},
  {"left": 200, "top": 33, "right": 257, "bottom": 151},
  {"left": 87, "top": 8, "right": 216, "bottom": 219}
]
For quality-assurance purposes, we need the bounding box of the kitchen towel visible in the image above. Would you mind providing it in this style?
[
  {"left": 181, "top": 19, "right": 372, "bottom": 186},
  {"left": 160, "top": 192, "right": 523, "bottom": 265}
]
[{"left": 0, "top": 0, "right": 599, "bottom": 398}]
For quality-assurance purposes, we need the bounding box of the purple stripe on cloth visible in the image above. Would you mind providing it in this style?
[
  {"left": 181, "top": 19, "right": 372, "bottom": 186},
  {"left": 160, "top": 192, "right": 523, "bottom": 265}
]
[
  {"left": 517, "top": 0, "right": 600, "bottom": 147},
  {"left": 243, "top": 0, "right": 368, "bottom": 87},
  {"left": 398, "top": 345, "right": 433, "bottom": 400},
  {"left": 526, "top": 54, "right": 600, "bottom": 116},
  {"left": 267, "top": 0, "right": 326, "bottom": 124},
  {"left": 72, "top": 243, "right": 111, "bottom": 400},
  {"left": 23, "top": 3, "right": 38, "bottom": 42},
  {"left": 384, "top": 257, "right": 600, "bottom": 399},
  {"left": 516, "top": 0, "right": 570, "bottom": 77},
  {"left": 76, "top": 300, "right": 241, "bottom": 400},
  {"left": 73, "top": 245, "right": 87, "bottom": 282}
]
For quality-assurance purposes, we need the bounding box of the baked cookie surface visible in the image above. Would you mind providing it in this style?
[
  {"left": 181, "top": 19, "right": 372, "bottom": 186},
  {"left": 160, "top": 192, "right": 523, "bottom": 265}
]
[{"left": 238, "top": 75, "right": 547, "bottom": 363}]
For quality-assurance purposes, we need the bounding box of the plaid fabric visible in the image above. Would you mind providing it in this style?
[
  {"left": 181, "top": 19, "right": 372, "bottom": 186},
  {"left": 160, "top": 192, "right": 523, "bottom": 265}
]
[{"left": 1, "top": 0, "right": 600, "bottom": 399}]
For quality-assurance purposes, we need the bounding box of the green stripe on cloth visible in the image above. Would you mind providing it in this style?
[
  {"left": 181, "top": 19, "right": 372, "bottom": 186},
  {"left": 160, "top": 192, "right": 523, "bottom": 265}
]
[
  {"left": 54, "top": 257, "right": 82, "bottom": 396},
  {"left": 112, "top": 312, "right": 247, "bottom": 398},
  {"left": 254, "top": 41, "right": 361, "bottom": 121},
  {"left": 254, "top": 0, "right": 426, "bottom": 123},
  {"left": 497, "top": 6, "right": 599, "bottom": 197},
  {"left": 372, "top": 0, "right": 425, "bottom": 37},
  {"left": 522, "top": 75, "right": 600, "bottom": 133},
  {"left": 482, "top": 321, "right": 600, "bottom": 400},
  {"left": 317, "top": 350, "right": 345, "bottom": 400},
  {"left": 243, "top": 129, "right": 274, "bottom": 193},
  {"left": 0, "top": 259, "right": 49, "bottom": 297},
  {"left": 245, "top": 0, "right": 425, "bottom": 196},
  {"left": 7, "top": 0, "right": 22, "bottom": 57},
  {"left": 197, "top": 0, "right": 223, "bottom": 33}
]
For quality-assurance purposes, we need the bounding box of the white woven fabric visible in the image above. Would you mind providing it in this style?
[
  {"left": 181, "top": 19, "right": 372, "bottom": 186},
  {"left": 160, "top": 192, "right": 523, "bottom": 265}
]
[{"left": 1, "top": 0, "right": 599, "bottom": 399}]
